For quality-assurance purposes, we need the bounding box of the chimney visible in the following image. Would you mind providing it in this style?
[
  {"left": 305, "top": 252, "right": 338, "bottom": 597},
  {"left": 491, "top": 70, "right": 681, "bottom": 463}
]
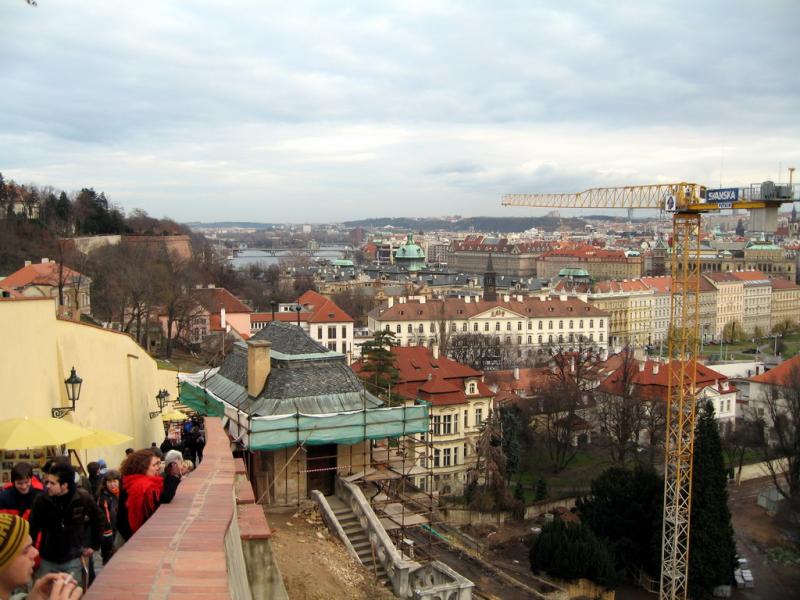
[
  {"left": 517, "top": 294, "right": 523, "bottom": 302},
  {"left": 220, "top": 307, "right": 226, "bottom": 329},
  {"left": 420, "top": 296, "right": 426, "bottom": 304},
  {"left": 388, "top": 297, "right": 394, "bottom": 308},
  {"left": 639, "top": 361, "right": 645, "bottom": 372},
  {"left": 208, "top": 283, "right": 215, "bottom": 288},
  {"left": 503, "top": 294, "right": 510, "bottom": 302},
  {"left": 41, "top": 258, "right": 49, "bottom": 264},
  {"left": 513, "top": 367, "right": 520, "bottom": 381},
  {"left": 24, "top": 260, "right": 31, "bottom": 267},
  {"left": 247, "top": 340, "right": 272, "bottom": 398},
  {"left": 653, "top": 362, "right": 659, "bottom": 375},
  {"left": 432, "top": 345, "right": 439, "bottom": 359}
]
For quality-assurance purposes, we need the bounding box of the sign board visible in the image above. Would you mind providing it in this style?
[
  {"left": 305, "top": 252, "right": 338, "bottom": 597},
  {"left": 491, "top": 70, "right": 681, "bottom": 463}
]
[
  {"left": 716, "top": 201, "right": 733, "bottom": 209},
  {"left": 664, "top": 195, "right": 677, "bottom": 213},
  {"left": 707, "top": 188, "right": 739, "bottom": 203}
]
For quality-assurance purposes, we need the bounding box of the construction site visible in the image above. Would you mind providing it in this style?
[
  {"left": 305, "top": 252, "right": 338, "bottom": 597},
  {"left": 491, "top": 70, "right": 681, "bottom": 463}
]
[{"left": 178, "top": 322, "right": 585, "bottom": 599}]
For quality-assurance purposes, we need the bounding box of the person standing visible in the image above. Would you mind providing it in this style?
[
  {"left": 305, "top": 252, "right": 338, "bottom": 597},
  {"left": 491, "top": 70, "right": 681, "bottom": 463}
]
[
  {"left": 95, "top": 471, "right": 120, "bottom": 565},
  {"left": 0, "top": 463, "right": 43, "bottom": 521},
  {"left": 0, "top": 514, "right": 83, "bottom": 600},
  {"left": 28, "top": 463, "right": 101, "bottom": 588},
  {"left": 120, "top": 450, "right": 180, "bottom": 535}
]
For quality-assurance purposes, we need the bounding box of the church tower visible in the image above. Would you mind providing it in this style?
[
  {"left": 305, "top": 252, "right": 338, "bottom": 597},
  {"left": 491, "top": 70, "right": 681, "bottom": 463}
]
[{"left": 483, "top": 253, "right": 497, "bottom": 302}]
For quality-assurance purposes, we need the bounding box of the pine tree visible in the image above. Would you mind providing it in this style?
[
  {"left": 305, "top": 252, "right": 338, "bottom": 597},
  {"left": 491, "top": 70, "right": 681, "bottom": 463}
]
[
  {"left": 689, "top": 400, "right": 737, "bottom": 599},
  {"left": 535, "top": 477, "right": 548, "bottom": 501},
  {"left": 358, "top": 330, "right": 399, "bottom": 402}
]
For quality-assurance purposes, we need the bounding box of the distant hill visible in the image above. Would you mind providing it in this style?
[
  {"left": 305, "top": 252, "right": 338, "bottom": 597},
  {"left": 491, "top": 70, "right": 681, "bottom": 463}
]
[
  {"left": 341, "top": 216, "right": 595, "bottom": 233},
  {"left": 186, "top": 215, "right": 637, "bottom": 233},
  {"left": 185, "top": 222, "right": 281, "bottom": 230}
]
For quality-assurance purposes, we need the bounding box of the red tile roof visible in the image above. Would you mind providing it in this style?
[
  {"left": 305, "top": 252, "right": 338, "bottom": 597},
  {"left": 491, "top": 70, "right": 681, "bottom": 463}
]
[
  {"left": 705, "top": 272, "right": 740, "bottom": 283},
  {"left": 596, "top": 354, "right": 734, "bottom": 401},
  {"left": 372, "top": 296, "right": 606, "bottom": 322},
  {"left": 770, "top": 278, "right": 800, "bottom": 291},
  {"left": 483, "top": 367, "right": 555, "bottom": 396},
  {"left": 749, "top": 354, "right": 800, "bottom": 386},
  {"left": 299, "top": 290, "right": 354, "bottom": 323},
  {"left": 0, "top": 261, "right": 86, "bottom": 290},
  {"left": 729, "top": 270, "right": 769, "bottom": 281},
  {"left": 641, "top": 275, "right": 716, "bottom": 293},
  {"left": 352, "top": 346, "right": 494, "bottom": 406},
  {"left": 191, "top": 287, "right": 252, "bottom": 314}
]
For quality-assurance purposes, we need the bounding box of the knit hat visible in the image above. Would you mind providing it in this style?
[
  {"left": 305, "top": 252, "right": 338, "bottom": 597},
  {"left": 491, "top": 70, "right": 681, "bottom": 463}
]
[
  {"left": 0, "top": 514, "right": 29, "bottom": 573},
  {"left": 164, "top": 450, "right": 183, "bottom": 468}
]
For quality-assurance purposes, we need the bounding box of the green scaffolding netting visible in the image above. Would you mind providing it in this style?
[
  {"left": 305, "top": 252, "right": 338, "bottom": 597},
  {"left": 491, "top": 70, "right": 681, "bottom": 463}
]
[
  {"left": 178, "top": 382, "right": 225, "bottom": 416},
  {"left": 180, "top": 381, "right": 429, "bottom": 450}
]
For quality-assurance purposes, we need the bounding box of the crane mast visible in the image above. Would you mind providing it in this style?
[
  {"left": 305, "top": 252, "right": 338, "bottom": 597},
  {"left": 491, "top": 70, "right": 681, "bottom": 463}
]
[{"left": 501, "top": 182, "right": 784, "bottom": 600}]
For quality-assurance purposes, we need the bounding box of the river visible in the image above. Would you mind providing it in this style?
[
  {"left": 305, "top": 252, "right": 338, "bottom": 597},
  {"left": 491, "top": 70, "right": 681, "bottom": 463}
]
[{"left": 230, "top": 247, "right": 348, "bottom": 269}]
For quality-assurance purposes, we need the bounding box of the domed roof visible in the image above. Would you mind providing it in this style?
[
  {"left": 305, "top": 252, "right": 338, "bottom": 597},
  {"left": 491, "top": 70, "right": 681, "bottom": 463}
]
[{"left": 395, "top": 234, "right": 426, "bottom": 260}]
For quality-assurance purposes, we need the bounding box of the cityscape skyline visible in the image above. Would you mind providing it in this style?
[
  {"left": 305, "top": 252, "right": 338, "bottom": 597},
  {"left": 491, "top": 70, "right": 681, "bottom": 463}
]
[{"left": 2, "top": 1, "right": 798, "bottom": 223}]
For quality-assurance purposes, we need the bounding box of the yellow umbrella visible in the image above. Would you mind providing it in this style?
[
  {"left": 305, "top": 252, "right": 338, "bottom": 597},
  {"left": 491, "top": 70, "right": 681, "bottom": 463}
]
[
  {"left": 0, "top": 416, "right": 92, "bottom": 450},
  {"left": 66, "top": 428, "right": 133, "bottom": 450},
  {"left": 161, "top": 409, "right": 187, "bottom": 422}
]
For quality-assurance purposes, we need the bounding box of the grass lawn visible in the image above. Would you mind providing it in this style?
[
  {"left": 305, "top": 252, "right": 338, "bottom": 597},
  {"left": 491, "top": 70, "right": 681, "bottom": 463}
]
[{"left": 510, "top": 443, "right": 656, "bottom": 502}]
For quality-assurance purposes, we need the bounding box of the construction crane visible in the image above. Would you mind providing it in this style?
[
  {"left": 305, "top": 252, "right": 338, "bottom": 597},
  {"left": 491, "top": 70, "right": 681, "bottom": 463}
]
[{"left": 502, "top": 180, "right": 794, "bottom": 600}]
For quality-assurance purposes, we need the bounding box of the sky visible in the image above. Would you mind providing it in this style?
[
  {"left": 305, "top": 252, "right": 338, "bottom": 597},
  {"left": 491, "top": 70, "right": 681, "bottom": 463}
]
[{"left": 2, "top": 1, "right": 799, "bottom": 223}]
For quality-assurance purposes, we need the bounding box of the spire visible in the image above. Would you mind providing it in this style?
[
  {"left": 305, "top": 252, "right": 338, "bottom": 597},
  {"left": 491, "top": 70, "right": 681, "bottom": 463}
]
[{"left": 483, "top": 252, "right": 497, "bottom": 302}]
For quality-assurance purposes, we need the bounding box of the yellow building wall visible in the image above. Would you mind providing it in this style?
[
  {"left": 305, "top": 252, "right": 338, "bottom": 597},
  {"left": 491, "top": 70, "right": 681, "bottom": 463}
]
[{"left": 0, "top": 298, "right": 173, "bottom": 469}]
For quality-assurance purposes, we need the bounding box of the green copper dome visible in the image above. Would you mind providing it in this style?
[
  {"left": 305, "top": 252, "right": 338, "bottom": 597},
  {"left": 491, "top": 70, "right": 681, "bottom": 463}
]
[
  {"left": 394, "top": 234, "right": 426, "bottom": 272},
  {"left": 395, "top": 234, "right": 426, "bottom": 259}
]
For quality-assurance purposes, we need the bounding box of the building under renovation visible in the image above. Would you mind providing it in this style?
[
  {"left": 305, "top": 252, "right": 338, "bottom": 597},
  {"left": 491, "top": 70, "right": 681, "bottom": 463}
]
[{"left": 180, "top": 322, "right": 430, "bottom": 504}]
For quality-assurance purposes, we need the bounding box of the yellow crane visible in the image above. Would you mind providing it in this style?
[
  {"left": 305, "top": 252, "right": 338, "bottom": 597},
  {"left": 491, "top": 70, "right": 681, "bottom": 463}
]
[{"left": 503, "top": 181, "right": 794, "bottom": 600}]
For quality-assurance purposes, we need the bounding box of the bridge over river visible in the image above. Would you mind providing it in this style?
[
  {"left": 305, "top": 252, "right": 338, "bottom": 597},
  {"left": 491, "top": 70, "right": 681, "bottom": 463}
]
[{"left": 230, "top": 246, "right": 353, "bottom": 267}]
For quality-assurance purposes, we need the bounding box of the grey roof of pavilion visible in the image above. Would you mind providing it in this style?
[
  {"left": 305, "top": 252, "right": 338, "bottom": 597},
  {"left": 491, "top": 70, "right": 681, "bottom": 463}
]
[
  {"left": 207, "top": 323, "right": 383, "bottom": 417},
  {"left": 250, "top": 321, "right": 329, "bottom": 354}
]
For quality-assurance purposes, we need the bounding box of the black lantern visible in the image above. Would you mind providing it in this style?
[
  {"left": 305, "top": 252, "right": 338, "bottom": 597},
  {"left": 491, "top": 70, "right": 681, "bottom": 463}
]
[
  {"left": 150, "top": 388, "right": 171, "bottom": 419},
  {"left": 53, "top": 367, "right": 82, "bottom": 419}
]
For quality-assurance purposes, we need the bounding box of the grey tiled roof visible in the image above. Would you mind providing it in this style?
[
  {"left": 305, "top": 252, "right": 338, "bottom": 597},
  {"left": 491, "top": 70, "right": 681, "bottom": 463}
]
[
  {"left": 207, "top": 324, "right": 383, "bottom": 417},
  {"left": 251, "top": 321, "right": 329, "bottom": 355}
]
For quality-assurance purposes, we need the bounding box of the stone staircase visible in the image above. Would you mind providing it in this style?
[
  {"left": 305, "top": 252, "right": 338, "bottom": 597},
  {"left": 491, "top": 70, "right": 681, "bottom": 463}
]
[{"left": 328, "top": 496, "right": 390, "bottom": 587}]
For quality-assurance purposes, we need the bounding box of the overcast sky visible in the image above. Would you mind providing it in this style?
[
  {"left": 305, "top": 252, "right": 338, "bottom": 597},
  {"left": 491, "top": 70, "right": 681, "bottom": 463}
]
[{"left": 2, "top": 1, "right": 798, "bottom": 223}]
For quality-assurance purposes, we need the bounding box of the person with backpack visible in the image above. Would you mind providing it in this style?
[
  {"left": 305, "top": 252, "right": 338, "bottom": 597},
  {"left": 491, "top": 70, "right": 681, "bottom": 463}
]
[{"left": 95, "top": 471, "right": 120, "bottom": 565}]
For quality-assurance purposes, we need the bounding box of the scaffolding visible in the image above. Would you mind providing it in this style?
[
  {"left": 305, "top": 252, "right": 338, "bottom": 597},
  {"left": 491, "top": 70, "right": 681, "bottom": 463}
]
[{"left": 180, "top": 371, "right": 485, "bottom": 572}]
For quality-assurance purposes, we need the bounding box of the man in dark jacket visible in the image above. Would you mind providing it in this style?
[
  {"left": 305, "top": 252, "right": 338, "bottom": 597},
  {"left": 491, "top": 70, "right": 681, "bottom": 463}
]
[
  {"left": 0, "top": 463, "right": 43, "bottom": 521},
  {"left": 29, "top": 462, "right": 101, "bottom": 588}
]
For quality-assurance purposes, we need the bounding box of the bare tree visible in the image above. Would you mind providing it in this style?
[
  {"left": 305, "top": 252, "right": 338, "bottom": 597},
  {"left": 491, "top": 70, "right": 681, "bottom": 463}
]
[
  {"left": 466, "top": 411, "right": 517, "bottom": 512},
  {"left": 537, "top": 341, "right": 602, "bottom": 473},
  {"left": 749, "top": 364, "right": 800, "bottom": 499},
  {"left": 641, "top": 397, "right": 666, "bottom": 466},
  {"left": 448, "top": 333, "right": 502, "bottom": 370},
  {"left": 595, "top": 349, "right": 645, "bottom": 465},
  {"left": 435, "top": 300, "right": 452, "bottom": 357}
]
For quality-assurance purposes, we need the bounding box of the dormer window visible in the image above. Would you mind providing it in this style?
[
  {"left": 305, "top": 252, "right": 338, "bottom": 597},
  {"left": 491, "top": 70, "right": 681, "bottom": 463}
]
[{"left": 467, "top": 381, "right": 477, "bottom": 395}]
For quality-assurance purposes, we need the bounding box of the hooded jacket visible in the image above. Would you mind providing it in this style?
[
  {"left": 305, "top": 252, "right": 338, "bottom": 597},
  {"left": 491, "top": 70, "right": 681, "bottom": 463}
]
[{"left": 29, "top": 487, "right": 102, "bottom": 564}]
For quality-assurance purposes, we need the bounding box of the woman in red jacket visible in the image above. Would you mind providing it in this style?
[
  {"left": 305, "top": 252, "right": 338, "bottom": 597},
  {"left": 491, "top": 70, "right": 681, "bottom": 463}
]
[{"left": 120, "top": 450, "right": 180, "bottom": 535}]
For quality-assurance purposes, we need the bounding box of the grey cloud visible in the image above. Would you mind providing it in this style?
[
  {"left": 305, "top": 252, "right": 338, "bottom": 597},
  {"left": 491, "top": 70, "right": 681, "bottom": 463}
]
[{"left": 0, "top": 1, "right": 798, "bottom": 222}]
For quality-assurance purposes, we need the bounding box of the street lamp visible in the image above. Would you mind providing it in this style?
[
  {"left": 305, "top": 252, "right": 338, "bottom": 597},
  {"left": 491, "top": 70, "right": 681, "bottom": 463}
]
[
  {"left": 149, "top": 388, "right": 171, "bottom": 419},
  {"left": 53, "top": 367, "right": 82, "bottom": 419}
]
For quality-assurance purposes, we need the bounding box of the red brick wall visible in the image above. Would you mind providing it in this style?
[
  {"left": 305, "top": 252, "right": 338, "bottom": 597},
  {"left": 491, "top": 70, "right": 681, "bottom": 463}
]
[{"left": 84, "top": 418, "right": 235, "bottom": 599}]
